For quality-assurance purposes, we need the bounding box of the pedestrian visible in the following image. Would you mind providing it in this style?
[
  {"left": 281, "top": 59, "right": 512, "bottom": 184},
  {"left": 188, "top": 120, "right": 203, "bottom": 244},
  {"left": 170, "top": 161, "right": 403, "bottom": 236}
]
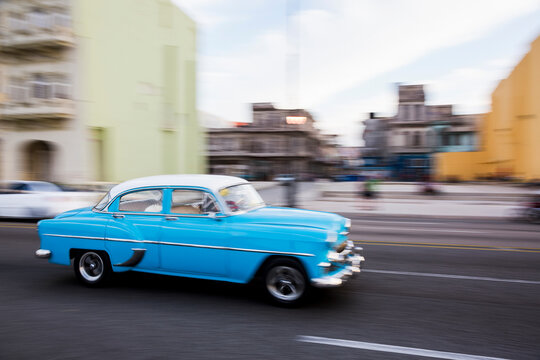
[{"left": 359, "top": 176, "right": 377, "bottom": 210}]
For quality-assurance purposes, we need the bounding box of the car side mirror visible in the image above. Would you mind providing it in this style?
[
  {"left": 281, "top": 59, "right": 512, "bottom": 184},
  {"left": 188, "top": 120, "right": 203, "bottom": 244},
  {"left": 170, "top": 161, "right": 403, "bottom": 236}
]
[{"left": 207, "top": 212, "right": 224, "bottom": 220}]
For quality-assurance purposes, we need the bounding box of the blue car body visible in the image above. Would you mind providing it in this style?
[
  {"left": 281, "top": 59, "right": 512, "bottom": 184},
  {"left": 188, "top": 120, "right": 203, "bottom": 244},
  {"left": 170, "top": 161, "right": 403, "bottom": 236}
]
[{"left": 36, "top": 175, "right": 363, "bottom": 292}]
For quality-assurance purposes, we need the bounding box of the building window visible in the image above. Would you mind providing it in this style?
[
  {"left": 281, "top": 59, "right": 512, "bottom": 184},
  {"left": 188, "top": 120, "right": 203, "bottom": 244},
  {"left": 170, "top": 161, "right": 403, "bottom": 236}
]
[
  {"left": 8, "top": 13, "right": 28, "bottom": 33},
  {"left": 29, "top": 74, "right": 71, "bottom": 99},
  {"left": 8, "top": 78, "right": 28, "bottom": 103},
  {"left": 413, "top": 131, "right": 421, "bottom": 147},
  {"left": 28, "top": 9, "right": 52, "bottom": 29},
  {"left": 401, "top": 105, "right": 409, "bottom": 121},
  {"left": 31, "top": 74, "right": 51, "bottom": 99},
  {"left": 416, "top": 105, "right": 423, "bottom": 121},
  {"left": 409, "top": 105, "right": 416, "bottom": 121},
  {"left": 402, "top": 131, "right": 409, "bottom": 146},
  {"left": 53, "top": 13, "right": 71, "bottom": 28},
  {"left": 425, "top": 129, "right": 435, "bottom": 147},
  {"left": 251, "top": 141, "right": 264, "bottom": 153},
  {"left": 410, "top": 158, "right": 428, "bottom": 167},
  {"left": 51, "top": 74, "right": 71, "bottom": 99},
  {"left": 241, "top": 139, "right": 250, "bottom": 152},
  {"left": 208, "top": 137, "right": 218, "bottom": 151}
]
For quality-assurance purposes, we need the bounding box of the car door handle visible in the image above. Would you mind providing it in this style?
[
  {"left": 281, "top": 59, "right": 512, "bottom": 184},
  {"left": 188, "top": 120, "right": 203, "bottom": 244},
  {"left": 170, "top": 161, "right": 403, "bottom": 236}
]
[
  {"left": 113, "top": 214, "right": 125, "bottom": 219},
  {"left": 165, "top": 216, "right": 178, "bottom": 221}
]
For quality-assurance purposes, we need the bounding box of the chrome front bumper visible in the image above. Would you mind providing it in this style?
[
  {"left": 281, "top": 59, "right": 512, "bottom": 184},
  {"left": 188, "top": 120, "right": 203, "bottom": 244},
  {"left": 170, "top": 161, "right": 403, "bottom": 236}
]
[
  {"left": 311, "top": 241, "right": 365, "bottom": 288},
  {"left": 35, "top": 249, "right": 51, "bottom": 259}
]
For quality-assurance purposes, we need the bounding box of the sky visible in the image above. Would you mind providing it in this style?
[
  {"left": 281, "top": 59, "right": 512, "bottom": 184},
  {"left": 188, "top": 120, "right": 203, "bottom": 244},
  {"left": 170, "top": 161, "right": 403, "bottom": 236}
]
[{"left": 172, "top": 0, "right": 540, "bottom": 146}]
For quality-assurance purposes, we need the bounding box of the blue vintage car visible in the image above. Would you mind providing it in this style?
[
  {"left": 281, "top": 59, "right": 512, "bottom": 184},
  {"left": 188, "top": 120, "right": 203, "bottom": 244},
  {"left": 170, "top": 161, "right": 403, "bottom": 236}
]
[{"left": 35, "top": 175, "right": 364, "bottom": 305}]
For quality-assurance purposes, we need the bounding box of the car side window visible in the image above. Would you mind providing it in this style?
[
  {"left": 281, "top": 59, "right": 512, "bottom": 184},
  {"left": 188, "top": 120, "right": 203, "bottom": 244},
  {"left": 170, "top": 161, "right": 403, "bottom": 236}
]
[
  {"left": 9, "top": 182, "right": 28, "bottom": 191},
  {"left": 171, "top": 190, "right": 219, "bottom": 215},
  {"left": 118, "top": 190, "right": 163, "bottom": 213}
]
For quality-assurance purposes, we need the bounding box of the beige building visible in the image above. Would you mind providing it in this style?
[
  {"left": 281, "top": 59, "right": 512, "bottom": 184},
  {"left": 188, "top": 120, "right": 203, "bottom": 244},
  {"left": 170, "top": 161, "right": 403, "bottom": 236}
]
[
  {"left": 0, "top": 0, "right": 76, "bottom": 182},
  {"left": 0, "top": 0, "right": 204, "bottom": 184}
]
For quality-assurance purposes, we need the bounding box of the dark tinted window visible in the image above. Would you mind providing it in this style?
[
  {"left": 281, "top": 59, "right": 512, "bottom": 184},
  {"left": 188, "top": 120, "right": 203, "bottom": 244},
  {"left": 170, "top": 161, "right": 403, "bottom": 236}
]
[{"left": 8, "top": 182, "right": 29, "bottom": 191}]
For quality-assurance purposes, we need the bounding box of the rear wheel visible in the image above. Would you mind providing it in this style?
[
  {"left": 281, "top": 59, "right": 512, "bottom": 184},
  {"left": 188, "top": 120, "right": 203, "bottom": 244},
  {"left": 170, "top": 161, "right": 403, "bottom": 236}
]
[
  {"left": 263, "top": 258, "right": 308, "bottom": 306},
  {"left": 74, "top": 251, "right": 111, "bottom": 286}
]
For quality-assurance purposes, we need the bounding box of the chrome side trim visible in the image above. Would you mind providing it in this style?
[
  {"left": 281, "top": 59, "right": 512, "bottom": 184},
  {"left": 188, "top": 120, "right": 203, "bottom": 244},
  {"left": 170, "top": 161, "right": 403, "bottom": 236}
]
[
  {"left": 106, "top": 237, "right": 160, "bottom": 245},
  {"left": 158, "top": 240, "right": 315, "bottom": 257},
  {"left": 42, "top": 234, "right": 314, "bottom": 257},
  {"left": 43, "top": 234, "right": 104, "bottom": 240}
]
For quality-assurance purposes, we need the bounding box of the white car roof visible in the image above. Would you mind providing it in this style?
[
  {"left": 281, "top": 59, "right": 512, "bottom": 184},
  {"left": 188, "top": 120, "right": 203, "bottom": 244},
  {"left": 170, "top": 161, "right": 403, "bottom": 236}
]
[{"left": 108, "top": 174, "right": 248, "bottom": 199}]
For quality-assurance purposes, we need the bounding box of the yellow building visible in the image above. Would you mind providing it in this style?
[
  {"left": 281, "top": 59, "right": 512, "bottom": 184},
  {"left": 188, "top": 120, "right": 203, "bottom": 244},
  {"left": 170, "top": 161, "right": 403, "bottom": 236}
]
[{"left": 436, "top": 35, "right": 540, "bottom": 182}]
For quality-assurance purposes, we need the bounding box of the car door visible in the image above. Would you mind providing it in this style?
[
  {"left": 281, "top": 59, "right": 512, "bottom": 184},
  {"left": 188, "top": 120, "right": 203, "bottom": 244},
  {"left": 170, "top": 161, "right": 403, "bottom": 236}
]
[
  {"left": 105, "top": 188, "right": 163, "bottom": 270},
  {"left": 159, "top": 188, "right": 228, "bottom": 277}
]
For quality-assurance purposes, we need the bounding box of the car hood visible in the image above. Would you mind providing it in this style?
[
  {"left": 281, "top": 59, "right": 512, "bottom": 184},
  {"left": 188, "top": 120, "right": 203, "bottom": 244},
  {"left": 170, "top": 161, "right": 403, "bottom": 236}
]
[
  {"left": 237, "top": 206, "right": 345, "bottom": 231},
  {"left": 54, "top": 206, "right": 93, "bottom": 219}
]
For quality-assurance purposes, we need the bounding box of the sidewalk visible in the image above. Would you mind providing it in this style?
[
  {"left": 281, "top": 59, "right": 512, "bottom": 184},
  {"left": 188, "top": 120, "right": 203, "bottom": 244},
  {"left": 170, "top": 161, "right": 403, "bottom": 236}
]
[
  {"left": 289, "top": 181, "right": 535, "bottom": 219},
  {"left": 317, "top": 181, "right": 538, "bottom": 202},
  {"left": 297, "top": 197, "right": 515, "bottom": 219}
]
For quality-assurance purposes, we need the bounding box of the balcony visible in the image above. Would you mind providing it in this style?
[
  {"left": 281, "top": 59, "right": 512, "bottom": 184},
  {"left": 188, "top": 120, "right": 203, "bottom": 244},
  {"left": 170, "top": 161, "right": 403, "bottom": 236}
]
[
  {"left": 1, "top": 96, "right": 75, "bottom": 122},
  {"left": 1, "top": 13, "right": 74, "bottom": 53},
  {"left": 207, "top": 149, "right": 312, "bottom": 158},
  {"left": 389, "top": 119, "right": 434, "bottom": 127}
]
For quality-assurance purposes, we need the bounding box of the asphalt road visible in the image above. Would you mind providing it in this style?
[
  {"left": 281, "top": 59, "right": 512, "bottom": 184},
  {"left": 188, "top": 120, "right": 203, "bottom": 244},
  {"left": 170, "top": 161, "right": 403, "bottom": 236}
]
[{"left": 1, "top": 216, "right": 539, "bottom": 360}]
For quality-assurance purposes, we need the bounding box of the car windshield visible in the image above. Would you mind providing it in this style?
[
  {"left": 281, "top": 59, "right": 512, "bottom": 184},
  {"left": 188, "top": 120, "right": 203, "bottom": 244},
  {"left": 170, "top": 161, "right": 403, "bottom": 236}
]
[
  {"left": 93, "top": 193, "right": 111, "bottom": 211},
  {"left": 219, "top": 184, "right": 265, "bottom": 213}
]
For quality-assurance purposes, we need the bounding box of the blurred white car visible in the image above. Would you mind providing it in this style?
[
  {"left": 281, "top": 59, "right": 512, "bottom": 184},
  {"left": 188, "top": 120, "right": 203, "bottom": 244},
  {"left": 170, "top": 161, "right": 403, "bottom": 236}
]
[{"left": 0, "top": 181, "right": 102, "bottom": 219}]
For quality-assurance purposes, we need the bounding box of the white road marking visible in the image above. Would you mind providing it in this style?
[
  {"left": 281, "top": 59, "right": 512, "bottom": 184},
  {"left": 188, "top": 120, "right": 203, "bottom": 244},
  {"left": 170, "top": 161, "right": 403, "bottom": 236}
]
[
  {"left": 297, "top": 335, "right": 510, "bottom": 360},
  {"left": 358, "top": 225, "right": 483, "bottom": 234},
  {"left": 363, "top": 269, "right": 540, "bottom": 284},
  {"left": 355, "top": 219, "right": 441, "bottom": 226}
]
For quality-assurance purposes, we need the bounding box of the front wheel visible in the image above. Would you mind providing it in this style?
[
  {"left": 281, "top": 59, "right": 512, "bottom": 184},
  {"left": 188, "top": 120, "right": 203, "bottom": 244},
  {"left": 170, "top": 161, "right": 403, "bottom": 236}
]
[
  {"left": 263, "top": 258, "right": 308, "bottom": 306},
  {"left": 74, "top": 251, "right": 111, "bottom": 286}
]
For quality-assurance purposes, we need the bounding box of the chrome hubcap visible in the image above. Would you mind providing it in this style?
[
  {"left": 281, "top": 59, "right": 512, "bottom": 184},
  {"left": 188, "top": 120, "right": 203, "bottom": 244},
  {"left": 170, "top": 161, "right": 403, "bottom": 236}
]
[
  {"left": 266, "top": 266, "right": 305, "bottom": 301},
  {"left": 79, "top": 252, "right": 104, "bottom": 282}
]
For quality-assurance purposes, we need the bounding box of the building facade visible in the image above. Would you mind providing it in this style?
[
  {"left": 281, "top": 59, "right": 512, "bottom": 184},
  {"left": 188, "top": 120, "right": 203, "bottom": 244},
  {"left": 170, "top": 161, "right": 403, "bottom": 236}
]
[
  {"left": 0, "top": 0, "right": 204, "bottom": 184},
  {"left": 361, "top": 112, "right": 391, "bottom": 178},
  {"left": 207, "top": 103, "right": 338, "bottom": 180},
  {"left": 368, "top": 84, "right": 479, "bottom": 181},
  {"left": 436, "top": 35, "right": 540, "bottom": 182}
]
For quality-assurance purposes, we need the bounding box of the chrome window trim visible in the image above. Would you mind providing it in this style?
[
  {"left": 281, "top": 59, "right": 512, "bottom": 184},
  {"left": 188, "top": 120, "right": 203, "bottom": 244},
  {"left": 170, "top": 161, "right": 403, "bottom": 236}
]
[
  {"left": 42, "top": 234, "right": 315, "bottom": 257},
  {"left": 93, "top": 185, "right": 230, "bottom": 216},
  {"left": 92, "top": 183, "right": 267, "bottom": 217}
]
